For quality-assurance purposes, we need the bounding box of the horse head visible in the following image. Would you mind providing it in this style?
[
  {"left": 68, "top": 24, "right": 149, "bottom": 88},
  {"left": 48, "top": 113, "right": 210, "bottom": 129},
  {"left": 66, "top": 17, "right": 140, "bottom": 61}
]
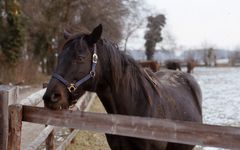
[{"left": 43, "top": 24, "right": 103, "bottom": 110}]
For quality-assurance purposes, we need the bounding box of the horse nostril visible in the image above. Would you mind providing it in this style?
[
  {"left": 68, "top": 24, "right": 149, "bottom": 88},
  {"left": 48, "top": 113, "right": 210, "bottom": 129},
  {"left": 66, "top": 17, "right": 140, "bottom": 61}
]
[{"left": 51, "top": 93, "right": 62, "bottom": 103}]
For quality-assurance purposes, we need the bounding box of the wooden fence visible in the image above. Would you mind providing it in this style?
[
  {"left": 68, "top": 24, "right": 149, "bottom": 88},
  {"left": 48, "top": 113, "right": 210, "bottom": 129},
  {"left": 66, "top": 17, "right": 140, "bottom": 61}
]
[
  {"left": 0, "top": 86, "right": 19, "bottom": 150},
  {"left": 0, "top": 85, "right": 96, "bottom": 150},
  {"left": 1, "top": 85, "right": 240, "bottom": 150}
]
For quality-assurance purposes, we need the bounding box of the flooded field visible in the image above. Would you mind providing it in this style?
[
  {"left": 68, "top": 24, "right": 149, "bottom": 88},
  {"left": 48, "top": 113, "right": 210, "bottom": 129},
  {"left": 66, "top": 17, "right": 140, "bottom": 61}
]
[
  {"left": 194, "top": 67, "right": 240, "bottom": 127},
  {"left": 193, "top": 67, "right": 240, "bottom": 150}
]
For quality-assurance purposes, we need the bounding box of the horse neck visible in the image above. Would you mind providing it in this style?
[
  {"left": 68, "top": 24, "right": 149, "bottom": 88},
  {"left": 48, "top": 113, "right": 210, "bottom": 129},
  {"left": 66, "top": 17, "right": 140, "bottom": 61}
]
[
  {"left": 95, "top": 44, "right": 154, "bottom": 116},
  {"left": 96, "top": 77, "right": 153, "bottom": 116}
]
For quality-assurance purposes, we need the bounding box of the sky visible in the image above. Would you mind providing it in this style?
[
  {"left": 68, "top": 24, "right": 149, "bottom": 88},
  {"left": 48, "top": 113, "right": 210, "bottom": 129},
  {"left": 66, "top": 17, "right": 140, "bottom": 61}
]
[{"left": 127, "top": 0, "right": 240, "bottom": 50}]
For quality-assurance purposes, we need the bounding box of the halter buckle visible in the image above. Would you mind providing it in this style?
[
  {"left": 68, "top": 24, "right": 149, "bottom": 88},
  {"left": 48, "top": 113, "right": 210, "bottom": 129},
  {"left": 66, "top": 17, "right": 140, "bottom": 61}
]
[
  {"left": 90, "top": 71, "right": 95, "bottom": 77},
  {"left": 67, "top": 83, "right": 77, "bottom": 93},
  {"left": 92, "top": 54, "right": 98, "bottom": 63}
]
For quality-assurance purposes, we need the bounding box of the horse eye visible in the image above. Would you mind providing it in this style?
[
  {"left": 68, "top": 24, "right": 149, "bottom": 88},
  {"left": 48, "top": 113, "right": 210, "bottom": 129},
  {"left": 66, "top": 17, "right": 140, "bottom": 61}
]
[
  {"left": 74, "top": 55, "right": 86, "bottom": 63},
  {"left": 75, "top": 55, "right": 86, "bottom": 62}
]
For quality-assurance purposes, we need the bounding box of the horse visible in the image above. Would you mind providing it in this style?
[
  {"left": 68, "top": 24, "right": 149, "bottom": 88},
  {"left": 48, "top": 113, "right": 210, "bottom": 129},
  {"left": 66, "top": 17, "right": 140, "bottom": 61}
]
[
  {"left": 187, "top": 59, "right": 197, "bottom": 74},
  {"left": 43, "top": 24, "right": 202, "bottom": 150},
  {"left": 165, "top": 60, "right": 182, "bottom": 71},
  {"left": 139, "top": 60, "right": 160, "bottom": 72}
]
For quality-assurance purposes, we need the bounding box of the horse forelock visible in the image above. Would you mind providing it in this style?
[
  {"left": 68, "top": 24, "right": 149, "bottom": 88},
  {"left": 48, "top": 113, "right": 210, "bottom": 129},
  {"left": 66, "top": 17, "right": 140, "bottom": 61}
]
[{"left": 62, "top": 34, "right": 85, "bottom": 50}]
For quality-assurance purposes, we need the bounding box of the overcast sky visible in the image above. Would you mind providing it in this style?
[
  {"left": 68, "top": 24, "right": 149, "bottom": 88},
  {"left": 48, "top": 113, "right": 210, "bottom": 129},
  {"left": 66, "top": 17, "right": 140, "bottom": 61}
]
[{"left": 127, "top": 0, "right": 240, "bottom": 50}]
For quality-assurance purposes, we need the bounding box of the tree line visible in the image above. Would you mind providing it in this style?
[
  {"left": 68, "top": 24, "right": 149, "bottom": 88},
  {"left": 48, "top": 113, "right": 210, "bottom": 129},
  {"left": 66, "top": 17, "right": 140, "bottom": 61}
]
[{"left": 0, "top": 0, "right": 166, "bottom": 83}]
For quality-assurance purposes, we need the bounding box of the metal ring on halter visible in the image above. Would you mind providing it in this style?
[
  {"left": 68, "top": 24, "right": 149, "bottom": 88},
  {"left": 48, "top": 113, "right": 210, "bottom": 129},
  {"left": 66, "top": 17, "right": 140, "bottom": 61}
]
[
  {"left": 90, "top": 71, "right": 96, "bottom": 77},
  {"left": 92, "top": 54, "right": 98, "bottom": 63},
  {"left": 67, "top": 83, "right": 77, "bottom": 93}
]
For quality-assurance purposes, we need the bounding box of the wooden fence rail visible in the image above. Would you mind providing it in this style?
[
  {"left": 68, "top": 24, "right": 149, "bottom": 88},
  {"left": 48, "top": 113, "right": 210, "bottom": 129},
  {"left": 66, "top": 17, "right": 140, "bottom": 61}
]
[
  {"left": 3, "top": 85, "right": 240, "bottom": 149},
  {"left": 0, "top": 85, "right": 96, "bottom": 150},
  {"left": 18, "top": 92, "right": 96, "bottom": 150},
  {"left": 26, "top": 125, "right": 54, "bottom": 150},
  {"left": 20, "top": 89, "right": 46, "bottom": 106},
  {"left": 19, "top": 105, "right": 240, "bottom": 150}
]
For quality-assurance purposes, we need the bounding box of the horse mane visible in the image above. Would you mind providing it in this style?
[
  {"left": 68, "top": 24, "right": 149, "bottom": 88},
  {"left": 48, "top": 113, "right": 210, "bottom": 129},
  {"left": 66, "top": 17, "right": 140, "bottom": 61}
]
[{"left": 100, "top": 39, "right": 157, "bottom": 105}]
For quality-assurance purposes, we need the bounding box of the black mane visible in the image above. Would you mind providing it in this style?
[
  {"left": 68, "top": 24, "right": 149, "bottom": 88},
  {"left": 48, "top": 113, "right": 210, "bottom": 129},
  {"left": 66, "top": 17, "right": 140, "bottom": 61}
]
[{"left": 99, "top": 39, "right": 155, "bottom": 105}]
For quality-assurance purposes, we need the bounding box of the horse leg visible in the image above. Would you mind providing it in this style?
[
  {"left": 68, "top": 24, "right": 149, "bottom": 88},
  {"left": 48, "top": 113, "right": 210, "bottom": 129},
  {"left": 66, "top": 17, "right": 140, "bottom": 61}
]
[
  {"left": 106, "top": 134, "right": 141, "bottom": 150},
  {"left": 106, "top": 134, "right": 168, "bottom": 150},
  {"left": 166, "top": 143, "right": 194, "bottom": 150}
]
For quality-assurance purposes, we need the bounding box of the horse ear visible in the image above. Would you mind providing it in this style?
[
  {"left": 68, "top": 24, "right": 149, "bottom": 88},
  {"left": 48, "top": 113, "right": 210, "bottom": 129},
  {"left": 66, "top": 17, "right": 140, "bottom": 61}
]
[
  {"left": 86, "top": 24, "right": 102, "bottom": 45},
  {"left": 63, "top": 29, "right": 71, "bottom": 40}
]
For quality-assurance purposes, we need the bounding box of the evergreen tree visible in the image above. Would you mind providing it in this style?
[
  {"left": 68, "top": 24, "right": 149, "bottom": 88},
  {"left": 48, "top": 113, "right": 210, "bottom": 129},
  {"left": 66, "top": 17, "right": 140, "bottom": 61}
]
[
  {"left": 144, "top": 14, "right": 166, "bottom": 60},
  {"left": 1, "top": 0, "right": 24, "bottom": 65},
  {"left": 0, "top": 0, "right": 5, "bottom": 49}
]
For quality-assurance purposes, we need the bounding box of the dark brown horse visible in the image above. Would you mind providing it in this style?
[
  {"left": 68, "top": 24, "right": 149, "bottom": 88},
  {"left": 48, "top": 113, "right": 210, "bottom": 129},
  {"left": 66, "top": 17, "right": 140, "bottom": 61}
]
[
  {"left": 139, "top": 60, "right": 160, "bottom": 72},
  {"left": 187, "top": 59, "right": 197, "bottom": 73},
  {"left": 43, "top": 24, "right": 202, "bottom": 150},
  {"left": 165, "top": 60, "right": 182, "bottom": 71}
]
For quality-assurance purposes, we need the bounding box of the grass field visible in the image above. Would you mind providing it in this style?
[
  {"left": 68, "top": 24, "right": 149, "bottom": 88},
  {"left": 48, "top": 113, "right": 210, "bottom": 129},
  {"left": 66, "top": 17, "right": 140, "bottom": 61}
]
[{"left": 66, "top": 98, "right": 110, "bottom": 150}]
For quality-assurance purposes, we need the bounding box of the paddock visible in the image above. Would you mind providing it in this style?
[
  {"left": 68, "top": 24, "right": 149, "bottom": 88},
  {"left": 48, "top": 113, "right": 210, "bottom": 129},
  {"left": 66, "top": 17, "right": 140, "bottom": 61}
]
[{"left": 1, "top": 68, "right": 240, "bottom": 150}]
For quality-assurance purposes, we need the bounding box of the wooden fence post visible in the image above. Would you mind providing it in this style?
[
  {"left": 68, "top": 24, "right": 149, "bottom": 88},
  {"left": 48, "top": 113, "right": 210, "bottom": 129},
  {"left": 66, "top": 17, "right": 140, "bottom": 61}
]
[
  {"left": 45, "top": 129, "right": 55, "bottom": 150},
  {"left": 43, "top": 83, "right": 56, "bottom": 150},
  {"left": 0, "top": 88, "right": 9, "bottom": 150},
  {"left": 69, "top": 129, "right": 75, "bottom": 144},
  {"left": 0, "top": 85, "right": 18, "bottom": 150},
  {"left": 8, "top": 104, "right": 23, "bottom": 150}
]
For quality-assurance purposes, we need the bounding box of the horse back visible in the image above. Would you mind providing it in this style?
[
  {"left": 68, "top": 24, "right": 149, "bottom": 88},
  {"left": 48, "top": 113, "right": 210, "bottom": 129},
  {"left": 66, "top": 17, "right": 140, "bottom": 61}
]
[{"left": 154, "top": 70, "right": 202, "bottom": 122}]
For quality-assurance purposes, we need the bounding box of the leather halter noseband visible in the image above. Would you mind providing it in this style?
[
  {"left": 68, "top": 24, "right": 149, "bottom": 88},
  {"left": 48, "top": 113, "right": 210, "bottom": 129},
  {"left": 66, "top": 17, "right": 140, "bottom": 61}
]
[{"left": 52, "top": 44, "right": 98, "bottom": 93}]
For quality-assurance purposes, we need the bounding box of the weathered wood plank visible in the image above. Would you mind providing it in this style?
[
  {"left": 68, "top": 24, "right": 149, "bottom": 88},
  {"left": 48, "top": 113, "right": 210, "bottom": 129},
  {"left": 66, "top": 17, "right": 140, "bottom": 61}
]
[
  {"left": 42, "top": 83, "right": 56, "bottom": 150},
  {"left": 21, "top": 92, "right": 95, "bottom": 150},
  {"left": 56, "top": 130, "right": 79, "bottom": 150},
  {"left": 0, "top": 90, "right": 9, "bottom": 150},
  {"left": 0, "top": 85, "right": 19, "bottom": 105},
  {"left": 8, "top": 86, "right": 19, "bottom": 105},
  {"left": 8, "top": 104, "right": 23, "bottom": 150},
  {"left": 0, "top": 86, "right": 18, "bottom": 150},
  {"left": 20, "top": 89, "right": 46, "bottom": 106},
  {"left": 45, "top": 126, "right": 55, "bottom": 150},
  {"left": 72, "top": 92, "right": 95, "bottom": 111},
  {"left": 26, "top": 125, "right": 54, "bottom": 150},
  {"left": 57, "top": 93, "right": 96, "bottom": 150},
  {"left": 22, "top": 105, "right": 240, "bottom": 150}
]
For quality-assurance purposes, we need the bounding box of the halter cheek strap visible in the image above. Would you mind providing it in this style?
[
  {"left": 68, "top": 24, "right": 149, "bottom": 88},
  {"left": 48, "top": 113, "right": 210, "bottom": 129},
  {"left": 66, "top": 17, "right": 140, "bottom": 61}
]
[{"left": 52, "top": 44, "right": 98, "bottom": 93}]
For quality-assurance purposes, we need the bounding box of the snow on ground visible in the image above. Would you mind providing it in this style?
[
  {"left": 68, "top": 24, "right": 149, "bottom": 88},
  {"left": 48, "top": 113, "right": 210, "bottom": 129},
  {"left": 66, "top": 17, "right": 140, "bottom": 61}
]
[{"left": 193, "top": 67, "right": 240, "bottom": 150}]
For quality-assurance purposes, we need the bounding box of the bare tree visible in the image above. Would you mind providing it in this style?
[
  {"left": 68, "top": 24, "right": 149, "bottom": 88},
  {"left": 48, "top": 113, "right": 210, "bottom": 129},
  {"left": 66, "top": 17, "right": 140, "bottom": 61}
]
[
  {"left": 20, "top": 0, "right": 140, "bottom": 74},
  {"left": 201, "top": 42, "right": 216, "bottom": 66},
  {"left": 229, "top": 47, "right": 240, "bottom": 66},
  {"left": 158, "top": 28, "right": 177, "bottom": 51},
  {"left": 122, "top": 1, "right": 149, "bottom": 52}
]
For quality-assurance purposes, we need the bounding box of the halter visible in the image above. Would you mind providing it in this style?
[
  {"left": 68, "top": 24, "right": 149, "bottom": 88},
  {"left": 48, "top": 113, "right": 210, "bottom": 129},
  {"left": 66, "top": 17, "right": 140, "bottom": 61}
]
[{"left": 52, "top": 44, "right": 98, "bottom": 93}]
